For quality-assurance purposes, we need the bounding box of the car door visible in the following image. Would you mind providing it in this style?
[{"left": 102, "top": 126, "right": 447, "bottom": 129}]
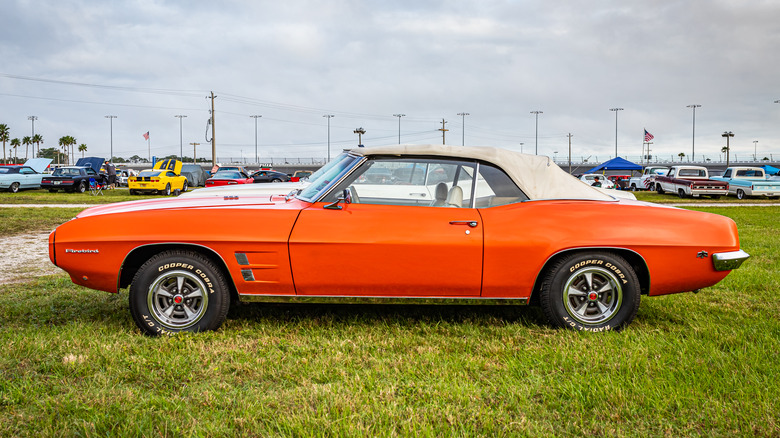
[
  {"left": 19, "top": 167, "right": 35, "bottom": 189},
  {"left": 288, "top": 157, "right": 484, "bottom": 297}
]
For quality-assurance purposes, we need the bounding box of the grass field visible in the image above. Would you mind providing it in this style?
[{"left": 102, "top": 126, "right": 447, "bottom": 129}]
[{"left": 0, "top": 205, "right": 778, "bottom": 436}]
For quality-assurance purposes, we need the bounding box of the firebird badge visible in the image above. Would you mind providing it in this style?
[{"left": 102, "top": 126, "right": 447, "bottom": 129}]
[{"left": 65, "top": 249, "right": 100, "bottom": 254}]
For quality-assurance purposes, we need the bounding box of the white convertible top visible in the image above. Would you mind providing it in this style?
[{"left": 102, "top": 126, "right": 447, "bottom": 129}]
[{"left": 349, "top": 144, "right": 615, "bottom": 201}]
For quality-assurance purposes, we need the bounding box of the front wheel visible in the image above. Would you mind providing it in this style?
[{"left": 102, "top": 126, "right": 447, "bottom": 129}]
[
  {"left": 77, "top": 181, "right": 87, "bottom": 193},
  {"left": 129, "top": 250, "right": 230, "bottom": 335},
  {"left": 736, "top": 189, "right": 745, "bottom": 200},
  {"left": 539, "top": 252, "right": 640, "bottom": 332},
  {"left": 9, "top": 182, "right": 20, "bottom": 193}
]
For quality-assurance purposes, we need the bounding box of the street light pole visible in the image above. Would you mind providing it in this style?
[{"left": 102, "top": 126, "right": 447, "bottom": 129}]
[
  {"left": 174, "top": 115, "right": 187, "bottom": 162},
  {"left": 530, "top": 111, "right": 542, "bottom": 155},
  {"left": 609, "top": 108, "right": 623, "bottom": 157},
  {"left": 27, "top": 116, "right": 37, "bottom": 157},
  {"left": 250, "top": 115, "right": 262, "bottom": 164},
  {"left": 753, "top": 140, "right": 758, "bottom": 161},
  {"left": 353, "top": 127, "right": 366, "bottom": 147},
  {"left": 393, "top": 114, "right": 405, "bottom": 144},
  {"left": 323, "top": 115, "right": 335, "bottom": 161},
  {"left": 686, "top": 104, "right": 701, "bottom": 161},
  {"left": 722, "top": 131, "right": 734, "bottom": 168},
  {"left": 105, "top": 115, "right": 117, "bottom": 162},
  {"left": 457, "top": 112, "right": 469, "bottom": 146}
]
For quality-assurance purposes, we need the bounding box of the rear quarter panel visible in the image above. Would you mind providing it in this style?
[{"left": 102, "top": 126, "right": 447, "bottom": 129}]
[{"left": 479, "top": 200, "right": 738, "bottom": 298}]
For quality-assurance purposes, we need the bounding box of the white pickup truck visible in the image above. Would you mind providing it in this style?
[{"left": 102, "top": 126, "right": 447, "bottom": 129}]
[
  {"left": 628, "top": 166, "right": 668, "bottom": 191},
  {"left": 655, "top": 166, "right": 729, "bottom": 198}
]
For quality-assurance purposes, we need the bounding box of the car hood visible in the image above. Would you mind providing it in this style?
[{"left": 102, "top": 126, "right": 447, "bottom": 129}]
[
  {"left": 24, "top": 158, "right": 53, "bottom": 173},
  {"left": 76, "top": 194, "right": 298, "bottom": 219},
  {"left": 182, "top": 181, "right": 309, "bottom": 197},
  {"left": 75, "top": 157, "right": 105, "bottom": 170}
]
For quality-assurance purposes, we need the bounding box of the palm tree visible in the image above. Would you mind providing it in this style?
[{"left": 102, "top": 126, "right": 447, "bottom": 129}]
[
  {"left": 58, "top": 136, "right": 69, "bottom": 165},
  {"left": 10, "top": 138, "right": 21, "bottom": 163},
  {"left": 721, "top": 146, "right": 730, "bottom": 168},
  {"left": 32, "top": 134, "right": 43, "bottom": 157},
  {"left": 678, "top": 152, "right": 685, "bottom": 162},
  {"left": 67, "top": 136, "right": 77, "bottom": 163},
  {"left": 0, "top": 124, "right": 9, "bottom": 164},
  {"left": 22, "top": 136, "right": 32, "bottom": 161},
  {"left": 78, "top": 143, "right": 87, "bottom": 158}
]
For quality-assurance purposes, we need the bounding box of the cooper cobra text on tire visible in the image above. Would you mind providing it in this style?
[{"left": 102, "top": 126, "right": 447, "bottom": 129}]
[
  {"left": 539, "top": 251, "right": 641, "bottom": 332},
  {"left": 129, "top": 250, "right": 230, "bottom": 335}
]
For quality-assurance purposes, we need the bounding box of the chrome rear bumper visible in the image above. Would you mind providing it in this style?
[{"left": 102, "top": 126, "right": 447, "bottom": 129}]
[{"left": 712, "top": 250, "right": 750, "bottom": 271}]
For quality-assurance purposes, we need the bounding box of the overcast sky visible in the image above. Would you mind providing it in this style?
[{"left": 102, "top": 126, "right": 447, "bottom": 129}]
[{"left": 1, "top": 0, "right": 779, "bottom": 165}]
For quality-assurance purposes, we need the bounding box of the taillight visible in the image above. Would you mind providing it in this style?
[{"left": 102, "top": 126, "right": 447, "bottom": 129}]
[
  {"left": 151, "top": 178, "right": 159, "bottom": 182},
  {"left": 42, "top": 179, "right": 50, "bottom": 183}
]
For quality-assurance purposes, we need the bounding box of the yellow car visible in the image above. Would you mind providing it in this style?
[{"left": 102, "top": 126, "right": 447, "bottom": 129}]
[{"left": 128, "top": 159, "right": 188, "bottom": 195}]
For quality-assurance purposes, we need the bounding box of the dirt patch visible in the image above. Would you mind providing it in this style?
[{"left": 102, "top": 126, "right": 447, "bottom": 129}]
[{"left": 0, "top": 231, "right": 65, "bottom": 284}]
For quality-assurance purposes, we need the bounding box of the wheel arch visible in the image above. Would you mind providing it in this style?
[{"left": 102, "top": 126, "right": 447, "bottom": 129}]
[
  {"left": 530, "top": 247, "right": 651, "bottom": 304},
  {"left": 118, "top": 243, "right": 238, "bottom": 301}
]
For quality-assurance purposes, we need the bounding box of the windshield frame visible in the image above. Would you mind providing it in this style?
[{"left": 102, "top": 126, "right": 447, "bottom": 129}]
[{"left": 295, "top": 153, "right": 364, "bottom": 203}]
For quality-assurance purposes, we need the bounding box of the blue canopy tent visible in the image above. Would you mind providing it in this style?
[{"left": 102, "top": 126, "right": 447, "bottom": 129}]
[
  {"left": 584, "top": 157, "right": 642, "bottom": 174},
  {"left": 761, "top": 164, "right": 779, "bottom": 175}
]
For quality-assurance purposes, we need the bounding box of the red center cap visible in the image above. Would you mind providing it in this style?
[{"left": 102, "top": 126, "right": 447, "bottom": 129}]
[
  {"left": 588, "top": 292, "right": 598, "bottom": 301},
  {"left": 174, "top": 295, "right": 183, "bottom": 304}
]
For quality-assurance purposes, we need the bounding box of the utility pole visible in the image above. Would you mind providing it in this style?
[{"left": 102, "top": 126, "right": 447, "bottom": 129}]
[
  {"left": 393, "top": 114, "right": 405, "bottom": 144},
  {"left": 190, "top": 142, "right": 200, "bottom": 163},
  {"left": 566, "top": 133, "right": 573, "bottom": 174},
  {"left": 251, "top": 115, "right": 262, "bottom": 164},
  {"left": 174, "top": 115, "right": 186, "bottom": 162},
  {"left": 438, "top": 119, "right": 448, "bottom": 145},
  {"left": 457, "top": 112, "right": 469, "bottom": 146},
  {"left": 722, "top": 131, "right": 734, "bottom": 168},
  {"left": 27, "top": 116, "right": 37, "bottom": 158},
  {"left": 753, "top": 140, "right": 758, "bottom": 161},
  {"left": 208, "top": 92, "right": 217, "bottom": 167}
]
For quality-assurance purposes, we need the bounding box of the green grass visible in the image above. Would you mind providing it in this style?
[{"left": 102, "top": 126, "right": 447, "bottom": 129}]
[
  {"left": 0, "top": 208, "right": 84, "bottom": 236},
  {"left": 633, "top": 190, "right": 779, "bottom": 204},
  {"left": 0, "top": 188, "right": 171, "bottom": 204},
  {"left": 0, "top": 207, "right": 778, "bottom": 436}
]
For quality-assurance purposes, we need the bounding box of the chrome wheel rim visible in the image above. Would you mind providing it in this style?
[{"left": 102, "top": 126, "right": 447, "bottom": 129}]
[
  {"left": 147, "top": 270, "right": 208, "bottom": 329},
  {"left": 563, "top": 267, "right": 623, "bottom": 325}
]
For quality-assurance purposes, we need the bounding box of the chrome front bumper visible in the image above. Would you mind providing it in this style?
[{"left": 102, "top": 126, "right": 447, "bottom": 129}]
[{"left": 712, "top": 250, "right": 750, "bottom": 271}]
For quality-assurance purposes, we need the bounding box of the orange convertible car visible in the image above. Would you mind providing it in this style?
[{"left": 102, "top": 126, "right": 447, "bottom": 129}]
[{"left": 49, "top": 145, "right": 749, "bottom": 335}]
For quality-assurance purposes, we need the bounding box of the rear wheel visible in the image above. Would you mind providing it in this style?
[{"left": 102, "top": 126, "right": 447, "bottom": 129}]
[
  {"left": 271, "top": 178, "right": 282, "bottom": 183},
  {"left": 9, "top": 182, "right": 20, "bottom": 193},
  {"left": 182, "top": 180, "right": 188, "bottom": 192},
  {"left": 161, "top": 183, "right": 171, "bottom": 196},
  {"left": 49, "top": 189, "right": 58, "bottom": 193},
  {"left": 129, "top": 189, "right": 139, "bottom": 195},
  {"left": 630, "top": 183, "right": 637, "bottom": 191},
  {"left": 736, "top": 189, "right": 745, "bottom": 200},
  {"left": 540, "top": 252, "right": 640, "bottom": 332},
  {"left": 129, "top": 250, "right": 230, "bottom": 335},
  {"left": 677, "top": 188, "right": 687, "bottom": 198}
]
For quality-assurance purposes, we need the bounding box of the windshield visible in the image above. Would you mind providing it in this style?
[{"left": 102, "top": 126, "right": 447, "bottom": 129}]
[{"left": 297, "top": 153, "right": 362, "bottom": 202}]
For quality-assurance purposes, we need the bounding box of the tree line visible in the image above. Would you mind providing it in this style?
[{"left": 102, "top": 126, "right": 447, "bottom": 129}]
[{"left": 0, "top": 123, "right": 87, "bottom": 165}]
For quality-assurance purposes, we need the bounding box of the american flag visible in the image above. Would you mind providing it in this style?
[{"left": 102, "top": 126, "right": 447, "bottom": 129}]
[
  {"left": 143, "top": 131, "right": 150, "bottom": 140},
  {"left": 644, "top": 129, "right": 654, "bottom": 142}
]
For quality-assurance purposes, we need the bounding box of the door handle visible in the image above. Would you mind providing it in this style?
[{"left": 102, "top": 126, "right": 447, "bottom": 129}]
[{"left": 449, "top": 220, "right": 478, "bottom": 228}]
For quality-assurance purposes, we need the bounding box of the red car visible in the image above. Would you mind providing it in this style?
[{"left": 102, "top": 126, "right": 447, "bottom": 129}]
[{"left": 204, "top": 170, "right": 253, "bottom": 187}]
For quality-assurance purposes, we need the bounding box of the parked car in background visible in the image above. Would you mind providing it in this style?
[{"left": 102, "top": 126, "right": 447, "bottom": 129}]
[
  {"left": 116, "top": 169, "right": 137, "bottom": 187},
  {"left": 628, "top": 166, "right": 668, "bottom": 191},
  {"left": 49, "top": 144, "right": 748, "bottom": 336},
  {"left": 41, "top": 165, "right": 105, "bottom": 193},
  {"left": 0, "top": 158, "right": 52, "bottom": 193},
  {"left": 579, "top": 174, "right": 615, "bottom": 189},
  {"left": 180, "top": 164, "right": 208, "bottom": 187},
  {"left": 712, "top": 167, "right": 780, "bottom": 199},
  {"left": 655, "top": 166, "right": 728, "bottom": 198},
  {"left": 607, "top": 175, "right": 631, "bottom": 190},
  {"left": 290, "top": 170, "right": 312, "bottom": 182},
  {"left": 128, "top": 159, "right": 188, "bottom": 195},
  {"left": 205, "top": 170, "right": 254, "bottom": 187},
  {"left": 251, "top": 169, "right": 290, "bottom": 183}
]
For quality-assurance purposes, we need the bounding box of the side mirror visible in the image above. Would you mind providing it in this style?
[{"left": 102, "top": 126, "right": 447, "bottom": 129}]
[{"left": 324, "top": 189, "right": 351, "bottom": 210}]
